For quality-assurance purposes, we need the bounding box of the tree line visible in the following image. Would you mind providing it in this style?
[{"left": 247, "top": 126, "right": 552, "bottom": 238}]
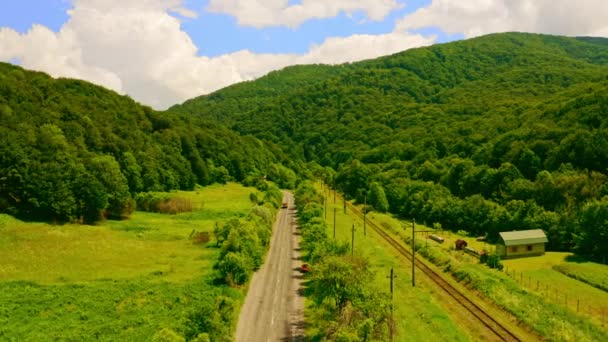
[
  {"left": 295, "top": 181, "right": 391, "bottom": 340},
  {"left": 0, "top": 62, "right": 298, "bottom": 223}
]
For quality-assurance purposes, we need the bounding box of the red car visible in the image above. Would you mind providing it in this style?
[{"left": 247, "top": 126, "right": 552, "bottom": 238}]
[{"left": 300, "top": 263, "right": 310, "bottom": 273}]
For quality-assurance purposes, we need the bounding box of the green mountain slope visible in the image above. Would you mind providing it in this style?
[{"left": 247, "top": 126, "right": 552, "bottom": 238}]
[
  {"left": 172, "top": 32, "right": 608, "bottom": 260},
  {"left": 0, "top": 63, "right": 285, "bottom": 222}
]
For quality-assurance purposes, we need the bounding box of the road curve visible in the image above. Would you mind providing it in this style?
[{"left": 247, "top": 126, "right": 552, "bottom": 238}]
[{"left": 235, "top": 191, "right": 305, "bottom": 342}]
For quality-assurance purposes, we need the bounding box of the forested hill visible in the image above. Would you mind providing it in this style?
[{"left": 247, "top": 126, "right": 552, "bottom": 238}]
[
  {"left": 0, "top": 62, "right": 288, "bottom": 223},
  {"left": 172, "top": 33, "right": 608, "bottom": 260}
]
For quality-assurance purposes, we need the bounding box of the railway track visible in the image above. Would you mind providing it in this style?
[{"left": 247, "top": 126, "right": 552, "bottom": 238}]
[{"left": 343, "top": 199, "right": 521, "bottom": 342}]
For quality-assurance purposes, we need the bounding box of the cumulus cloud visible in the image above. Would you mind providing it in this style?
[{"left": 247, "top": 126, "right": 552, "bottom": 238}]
[
  {"left": 207, "top": 0, "right": 402, "bottom": 28},
  {"left": 0, "top": 25, "right": 124, "bottom": 93},
  {"left": 0, "top": 0, "right": 432, "bottom": 109},
  {"left": 396, "top": 0, "right": 608, "bottom": 38}
]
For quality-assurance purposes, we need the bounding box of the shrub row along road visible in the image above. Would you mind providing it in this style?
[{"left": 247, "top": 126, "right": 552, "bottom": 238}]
[{"left": 235, "top": 192, "right": 305, "bottom": 342}]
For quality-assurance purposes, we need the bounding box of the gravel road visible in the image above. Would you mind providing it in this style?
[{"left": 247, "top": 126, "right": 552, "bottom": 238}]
[{"left": 235, "top": 191, "right": 305, "bottom": 342}]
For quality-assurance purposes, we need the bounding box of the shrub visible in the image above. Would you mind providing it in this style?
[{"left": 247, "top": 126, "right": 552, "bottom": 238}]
[
  {"left": 249, "top": 205, "right": 274, "bottom": 226},
  {"left": 215, "top": 252, "right": 251, "bottom": 285},
  {"left": 152, "top": 328, "right": 185, "bottom": 342},
  {"left": 263, "top": 184, "right": 283, "bottom": 208},
  {"left": 249, "top": 192, "right": 259, "bottom": 203},
  {"left": 186, "top": 296, "right": 238, "bottom": 342},
  {"left": 192, "top": 232, "right": 210, "bottom": 245},
  {"left": 135, "top": 192, "right": 194, "bottom": 214},
  {"left": 481, "top": 253, "right": 503, "bottom": 270}
]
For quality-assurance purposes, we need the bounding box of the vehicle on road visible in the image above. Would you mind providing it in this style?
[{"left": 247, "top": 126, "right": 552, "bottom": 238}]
[
  {"left": 300, "top": 263, "right": 310, "bottom": 273},
  {"left": 281, "top": 202, "right": 288, "bottom": 208}
]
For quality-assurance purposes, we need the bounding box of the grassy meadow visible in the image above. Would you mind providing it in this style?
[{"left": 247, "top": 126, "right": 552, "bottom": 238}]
[
  {"left": 0, "top": 183, "right": 257, "bottom": 341},
  {"left": 503, "top": 252, "right": 608, "bottom": 325},
  {"left": 311, "top": 188, "right": 470, "bottom": 342},
  {"left": 553, "top": 260, "right": 608, "bottom": 292}
]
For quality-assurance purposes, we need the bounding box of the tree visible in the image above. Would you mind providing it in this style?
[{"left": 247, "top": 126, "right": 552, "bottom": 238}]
[
  {"left": 310, "top": 256, "right": 372, "bottom": 312},
  {"left": 367, "top": 182, "right": 389, "bottom": 212},
  {"left": 268, "top": 163, "right": 296, "bottom": 189},
  {"left": 574, "top": 198, "right": 608, "bottom": 261}
]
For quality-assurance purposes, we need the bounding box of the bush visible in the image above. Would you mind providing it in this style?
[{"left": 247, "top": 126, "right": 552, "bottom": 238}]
[
  {"left": 249, "top": 192, "right": 259, "bottom": 203},
  {"left": 215, "top": 252, "right": 251, "bottom": 285},
  {"left": 135, "top": 192, "right": 195, "bottom": 214},
  {"left": 263, "top": 184, "right": 283, "bottom": 208},
  {"left": 482, "top": 253, "right": 504, "bottom": 270},
  {"left": 186, "top": 296, "right": 238, "bottom": 342},
  {"left": 192, "top": 231, "right": 210, "bottom": 245},
  {"left": 152, "top": 328, "right": 185, "bottom": 342}
]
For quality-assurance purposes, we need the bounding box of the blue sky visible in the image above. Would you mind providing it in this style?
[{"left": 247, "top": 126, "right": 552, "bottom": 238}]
[
  {"left": 0, "top": 0, "right": 456, "bottom": 57},
  {"left": 0, "top": 1, "right": 606, "bottom": 109}
]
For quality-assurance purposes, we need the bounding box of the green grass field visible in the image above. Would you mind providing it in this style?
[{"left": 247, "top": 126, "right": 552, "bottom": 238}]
[
  {"left": 503, "top": 252, "right": 608, "bottom": 325},
  {"left": 553, "top": 260, "right": 608, "bottom": 292},
  {"left": 310, "top": 191, "right": 469, "bottom": 342},
  {"left": 0, "top": 183, "right": 257, "bottom": 341}
]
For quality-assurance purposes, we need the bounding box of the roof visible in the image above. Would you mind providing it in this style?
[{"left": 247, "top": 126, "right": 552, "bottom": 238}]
[{"left": 499, "top": 229, "right": 548, "bottom": 246}]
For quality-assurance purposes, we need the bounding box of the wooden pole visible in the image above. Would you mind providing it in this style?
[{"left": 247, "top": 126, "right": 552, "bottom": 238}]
[
  {"left": 388, "top": 268, "right": 396, "bottom": 342},
  {"left": 364, "top": 194, "right": 367, "bottom": 237},
  {"left": 412, "top": 219, "right": 416, "bottom": 287},
  {"left": 333, "top": 207, "right": 336, "bottom": 239},
  {"left": 351, "top": 224, "right": 356, "bottom": 257}
]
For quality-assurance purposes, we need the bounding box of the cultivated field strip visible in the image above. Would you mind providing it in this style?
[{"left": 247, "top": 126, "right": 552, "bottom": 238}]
[{"left": 343, "top": 200, "right": 521, "bottom": 342}]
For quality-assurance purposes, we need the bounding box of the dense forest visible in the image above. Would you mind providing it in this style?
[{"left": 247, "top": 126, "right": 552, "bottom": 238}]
[
  {"left": 173, "top": 33, "right": 608, "bottom": 261},
  {"left": 0, "top": 62, "right": 294, "bottom": 223}
]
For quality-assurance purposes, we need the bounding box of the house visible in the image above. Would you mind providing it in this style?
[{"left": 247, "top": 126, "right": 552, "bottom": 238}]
[{"left": 496, "top": 229, "right": 548, "bottom": 259}]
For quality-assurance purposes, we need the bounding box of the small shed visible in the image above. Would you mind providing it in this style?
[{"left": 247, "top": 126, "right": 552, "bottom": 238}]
[{"left": 497, "top": 229, "right": 548, "bottom": 259}]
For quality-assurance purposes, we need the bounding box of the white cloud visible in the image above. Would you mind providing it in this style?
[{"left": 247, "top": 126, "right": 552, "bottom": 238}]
[
  {"left": 396, "top": 0, "right": 608, "bottom": 38},
  {"left": 207, "top": 0, "right": 402, "bottom": 28},
  {"left": 0, "top": 0, "right": 433, "bottom": 109},
  {"left": 301, "top": 32, "right": 434, "bottom": 64},
  {"left": 0, "top": 25, "right": 124, "bottom": 93}
]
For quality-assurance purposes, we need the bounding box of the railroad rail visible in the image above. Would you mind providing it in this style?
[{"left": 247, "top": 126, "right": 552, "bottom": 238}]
[{"left": 343, "top": 199, "right": 521, "bottom": 342}]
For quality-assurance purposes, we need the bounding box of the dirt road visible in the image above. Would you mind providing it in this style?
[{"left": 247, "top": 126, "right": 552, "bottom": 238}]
[{"left": 235, "top": 191, "right": 305, "bottom": 342}]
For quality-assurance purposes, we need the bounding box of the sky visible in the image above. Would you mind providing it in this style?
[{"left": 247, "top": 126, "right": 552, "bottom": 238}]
[{"left": 1, "top": 1, "right": 607, "bottom": 110}]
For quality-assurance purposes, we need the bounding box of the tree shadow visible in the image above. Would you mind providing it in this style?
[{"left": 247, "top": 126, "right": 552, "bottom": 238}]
[
  {"left": 281, "top": 320, "right": 306, "bottom": 342},
  {"left": 565, "top": 254, "right": 592, "bottom": 263}
]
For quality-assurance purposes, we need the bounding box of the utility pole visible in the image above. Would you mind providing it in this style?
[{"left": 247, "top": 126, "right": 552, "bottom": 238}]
[
  {"left": 364, "top": 194, "right": 367, "bottom": 236},
  {"left": 388, "top": 267, "right": 396, "bottom": 306},
  {"left": 351, "top": 224, "right": 356, "bottom": 256},
  {"left": 333, "top": 207, "right": 337, "bottom": 239},
  {"left": 333, "top": 189, "right": 336, "bottom": 204},
  {"left": 412, "top": 219, "right": 416, "bottom": 287},
  {"left": 387, "top": 267, "right": 397, "bottom": 342},
  {"left": 343, "top": 195, "right": 346, "bottom": 214}
]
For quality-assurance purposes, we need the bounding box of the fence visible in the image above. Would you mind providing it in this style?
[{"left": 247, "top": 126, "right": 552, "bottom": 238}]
[{"left": 503, "top": 266, "right": 607, "bottom": 327}]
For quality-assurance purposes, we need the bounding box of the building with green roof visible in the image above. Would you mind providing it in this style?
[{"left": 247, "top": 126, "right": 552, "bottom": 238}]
[{"left": 496, "top": 229, "right": 548, "bottom": 259}]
